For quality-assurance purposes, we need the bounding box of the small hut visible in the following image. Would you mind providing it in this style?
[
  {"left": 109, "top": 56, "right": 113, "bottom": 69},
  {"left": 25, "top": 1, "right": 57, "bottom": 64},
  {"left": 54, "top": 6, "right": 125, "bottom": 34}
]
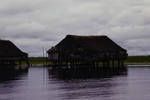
[
  {"left": 0, "top": 40, "right": 29, "bottom": 70},
  {"left": 47, "top": 35, "right": 127, "bottom": 69}
]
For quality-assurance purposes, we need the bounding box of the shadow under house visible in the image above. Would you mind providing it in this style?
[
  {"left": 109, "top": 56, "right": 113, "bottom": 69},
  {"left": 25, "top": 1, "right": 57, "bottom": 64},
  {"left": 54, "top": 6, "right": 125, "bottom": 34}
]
[
  {"left": 47, "top": 35, "right": 128, "bottom": 75},
  {"left": 0, "top": 39, "right": 29, "bottom": 71}
]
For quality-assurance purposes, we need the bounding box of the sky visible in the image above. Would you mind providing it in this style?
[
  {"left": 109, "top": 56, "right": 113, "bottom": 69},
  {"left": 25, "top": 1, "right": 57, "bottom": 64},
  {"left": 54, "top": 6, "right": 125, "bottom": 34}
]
[{"left": 0, "top": 0, "right": 150, "bottom": 57}]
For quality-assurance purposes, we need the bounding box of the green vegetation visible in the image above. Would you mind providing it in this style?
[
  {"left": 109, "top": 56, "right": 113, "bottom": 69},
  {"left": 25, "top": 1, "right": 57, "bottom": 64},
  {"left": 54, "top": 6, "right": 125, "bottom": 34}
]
[
  {"left": 28, "top": 56, "right": 150, "bottom": 66},
  {"left": 29, "top": 57, "right": 49, "bottom": 65},
  {"left": 125, "top": 56, "right": 150, "bottom": 64}
]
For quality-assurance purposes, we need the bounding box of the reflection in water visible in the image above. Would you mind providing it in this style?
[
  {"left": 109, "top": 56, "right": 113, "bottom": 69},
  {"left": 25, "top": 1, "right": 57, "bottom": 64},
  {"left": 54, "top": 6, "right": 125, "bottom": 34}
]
[
  {"left": 0, "top": 68, "right": 28, "bottom": 82},
  {"left": 48, "top": 65, "right": 127, "bottom": 79},
  {"left": 0, "top": 67, "right": 150, "bottom": 100},
  {"left": 56, "top": 78, "right": 127, "bottom": 100},
  {"left": 48, "top": 67, "right": 128, "bottom": 100}
]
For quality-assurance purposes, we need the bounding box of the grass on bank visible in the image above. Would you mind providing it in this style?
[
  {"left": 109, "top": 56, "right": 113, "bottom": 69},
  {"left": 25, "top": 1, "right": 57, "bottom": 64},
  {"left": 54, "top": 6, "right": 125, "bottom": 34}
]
[
  {"left": 28, "top": 57, "right": 49, "bottom": 65},
  {"left": 28, "top": 56, "right": 150, "bottom": 66},
  {"left": 125, "top": 56, "right": 150, "bottom": 64}
]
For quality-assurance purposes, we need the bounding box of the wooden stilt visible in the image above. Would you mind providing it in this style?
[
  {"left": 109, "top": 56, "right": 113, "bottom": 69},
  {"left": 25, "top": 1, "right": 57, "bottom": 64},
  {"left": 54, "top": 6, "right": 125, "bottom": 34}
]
[
  {"left": 19, "top": 60, "right": 22, "bottom": 69},
  {"left": 112, "top": 59, "right": 114, "bottom": 68}
]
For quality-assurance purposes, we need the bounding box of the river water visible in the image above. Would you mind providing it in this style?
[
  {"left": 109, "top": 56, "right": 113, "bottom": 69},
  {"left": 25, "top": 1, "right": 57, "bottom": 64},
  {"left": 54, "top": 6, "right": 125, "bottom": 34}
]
[{"left": 0, "top": 67, "right": 150, "bottom": 100}]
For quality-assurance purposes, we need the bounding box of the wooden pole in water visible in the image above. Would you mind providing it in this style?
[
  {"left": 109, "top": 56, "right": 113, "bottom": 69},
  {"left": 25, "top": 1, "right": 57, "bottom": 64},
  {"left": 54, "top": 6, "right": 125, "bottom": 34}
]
[
  {"left": 45, "top": 50, "right": 47, "bottom": 66},
  {"left": 42, "top": 48, "right": 45, "bottom": 66}
]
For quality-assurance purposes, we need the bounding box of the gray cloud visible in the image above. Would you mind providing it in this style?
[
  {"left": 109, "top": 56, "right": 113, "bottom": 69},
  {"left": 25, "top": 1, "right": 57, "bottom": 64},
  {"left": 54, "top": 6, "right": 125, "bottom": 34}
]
[{"left": 0, "top": 0, "right": 150, "bottom": 56}]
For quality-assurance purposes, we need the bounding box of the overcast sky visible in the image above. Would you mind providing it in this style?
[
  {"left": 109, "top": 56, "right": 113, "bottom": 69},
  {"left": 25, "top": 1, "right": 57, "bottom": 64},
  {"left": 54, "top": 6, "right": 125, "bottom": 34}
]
[{"left": 0, "top": 0, "right": 150, "bottom": 56}]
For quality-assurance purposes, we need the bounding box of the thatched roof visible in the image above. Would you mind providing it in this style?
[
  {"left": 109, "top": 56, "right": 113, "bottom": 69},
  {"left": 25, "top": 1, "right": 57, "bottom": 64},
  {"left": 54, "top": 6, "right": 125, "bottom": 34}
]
[
  {"left": 47, "top": 35, "right": 127, "bottom": 60},
  {"left": 0, "top": 40, "right": 28, "bottom": 60}
]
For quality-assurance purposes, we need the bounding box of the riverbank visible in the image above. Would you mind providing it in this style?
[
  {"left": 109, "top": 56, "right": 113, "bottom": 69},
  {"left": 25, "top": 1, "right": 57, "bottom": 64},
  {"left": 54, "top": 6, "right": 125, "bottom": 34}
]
[
  {"left": 125, "top": 56, "right": 150, "bottom": 64},
  {"left": 126, "top": 63, "right": 150, "bottom": 67},
  {"left": 28, "top": 56, "right": 150, "bottom": 67}
]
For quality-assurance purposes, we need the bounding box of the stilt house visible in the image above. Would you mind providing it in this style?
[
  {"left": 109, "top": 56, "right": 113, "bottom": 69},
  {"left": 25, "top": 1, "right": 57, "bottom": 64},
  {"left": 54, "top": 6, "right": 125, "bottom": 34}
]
[
  {"left": 0, "top": 40, "right": 29, "bottom": 68},
  {"left": 47, "top": 35, "right": 128, "bottom": 68}
]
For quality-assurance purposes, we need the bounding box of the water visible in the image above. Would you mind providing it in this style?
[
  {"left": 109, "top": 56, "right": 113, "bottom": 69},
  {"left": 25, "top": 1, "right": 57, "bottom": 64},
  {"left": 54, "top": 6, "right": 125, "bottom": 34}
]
[{"left": 0, "top": 67, "right": 150, "bottom": 100}]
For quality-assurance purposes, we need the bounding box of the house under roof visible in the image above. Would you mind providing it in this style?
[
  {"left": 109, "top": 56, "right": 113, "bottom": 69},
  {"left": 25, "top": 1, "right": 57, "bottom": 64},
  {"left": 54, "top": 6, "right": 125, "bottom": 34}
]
[
  {"left": 0, "top": 39, "right": 30, "bottom": 70},
  {"left": 47, "top": 35, "right": 127, "bottom": 62},
  {"left": 47, "top": 35, "right": 128, "bottom": 78},
  {"left": 0, "top": 40, "right": 28, "bottom": 60}
]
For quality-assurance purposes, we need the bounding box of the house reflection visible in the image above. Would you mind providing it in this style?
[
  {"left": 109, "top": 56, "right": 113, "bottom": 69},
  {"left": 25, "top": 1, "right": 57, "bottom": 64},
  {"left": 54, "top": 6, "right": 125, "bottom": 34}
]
[
  {"left": 48, "top": 65, "right": 127, "bottom": 80},
  {"left": 57, "top": 78, "right": 126, "bottom": 100},
  {"left": 0, "top": 67, "right": 28, "bottom": 82},
  {"left": 48, "top": 66, "right": 128, "bottom": 100}
]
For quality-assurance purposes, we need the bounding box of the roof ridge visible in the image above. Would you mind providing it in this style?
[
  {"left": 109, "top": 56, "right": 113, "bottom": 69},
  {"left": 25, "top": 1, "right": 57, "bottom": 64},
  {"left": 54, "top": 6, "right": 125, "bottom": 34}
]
[
  {"left": 66, "top": 34, "right": 108, "bottom": 38},
  {"left": 0, "top": 39, "right": 11, "bottom": 42}
]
